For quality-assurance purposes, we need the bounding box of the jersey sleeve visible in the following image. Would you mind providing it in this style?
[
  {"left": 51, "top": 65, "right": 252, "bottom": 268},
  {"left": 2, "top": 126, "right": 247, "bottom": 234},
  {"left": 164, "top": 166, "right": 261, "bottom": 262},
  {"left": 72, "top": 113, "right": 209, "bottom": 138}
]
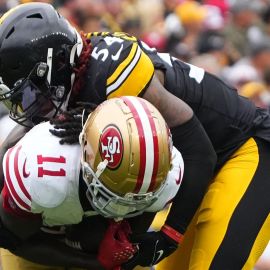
[
  {"left": 3, "top": 122, "right": 81, "bottom": 213},
  {"left": 2, "top": 182, "right": 39, "bottom": 218},
  {"left": 146, "top": 147, "right": 184, "bottom": 212},
  {"left": 3, "top": 145, "right": 32, "bottom": 212},
  {"left": 87, "top": 32, "right": 155, "bottom": 100}
]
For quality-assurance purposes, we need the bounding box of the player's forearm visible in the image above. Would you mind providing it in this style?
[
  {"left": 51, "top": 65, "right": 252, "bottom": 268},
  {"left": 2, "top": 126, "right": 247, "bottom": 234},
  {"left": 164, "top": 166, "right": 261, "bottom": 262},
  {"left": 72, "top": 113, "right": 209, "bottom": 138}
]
[
  {"left": 0, "top": 124, "right": 29, "bottom": 190},
  {"left": 142, "top": 75, "right": 193, "bottom": 127},
  {"left": 13, "top": 236, "right": 104, "bottom": 269},
  {"left": 166, "top": 115, "right": 217, "bottom": 234}
]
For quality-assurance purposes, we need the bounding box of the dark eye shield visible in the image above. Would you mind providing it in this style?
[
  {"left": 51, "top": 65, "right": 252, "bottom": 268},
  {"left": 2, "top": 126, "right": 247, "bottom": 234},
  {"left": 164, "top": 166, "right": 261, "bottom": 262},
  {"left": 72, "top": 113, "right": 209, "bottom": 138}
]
[{"left": 0, "top": 63, "right": 57, "bottom": 126}]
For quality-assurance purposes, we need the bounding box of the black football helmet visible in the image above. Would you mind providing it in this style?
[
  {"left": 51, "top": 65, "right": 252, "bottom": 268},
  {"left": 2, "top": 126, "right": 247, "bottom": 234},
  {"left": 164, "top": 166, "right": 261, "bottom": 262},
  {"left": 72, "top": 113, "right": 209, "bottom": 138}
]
[{"left": 0, "top": 3, "right": 82, "bottom": 125}]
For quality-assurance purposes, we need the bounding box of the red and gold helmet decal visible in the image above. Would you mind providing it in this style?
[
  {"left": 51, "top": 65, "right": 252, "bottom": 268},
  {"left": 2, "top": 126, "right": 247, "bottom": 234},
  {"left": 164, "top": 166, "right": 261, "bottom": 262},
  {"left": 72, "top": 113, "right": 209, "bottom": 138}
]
[
  {"left": 120, "top": 96, "right": 160, "bottom": 194},
  {"left": 99, "top": 125, "right": 124, "bottom": 169}
]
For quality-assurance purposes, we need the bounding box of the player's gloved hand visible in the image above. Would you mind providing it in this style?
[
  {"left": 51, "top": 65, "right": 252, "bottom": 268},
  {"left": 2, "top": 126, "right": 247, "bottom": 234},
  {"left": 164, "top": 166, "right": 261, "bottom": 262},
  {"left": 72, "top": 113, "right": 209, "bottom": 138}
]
[
  {"left": 122, "top": 225, "right": 182, "bottom": 269},
  {"left": 98, "top": 219, "right": 137, "bottom": 270},
  {"left": 49, "top": 102, "right": 97, "bottom": 144}
]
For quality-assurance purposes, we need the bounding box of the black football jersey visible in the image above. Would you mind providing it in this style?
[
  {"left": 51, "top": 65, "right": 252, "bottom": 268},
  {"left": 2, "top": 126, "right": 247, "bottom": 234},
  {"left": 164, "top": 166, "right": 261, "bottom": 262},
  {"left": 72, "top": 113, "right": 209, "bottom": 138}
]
[
  {"left": 78, "top": 32, "right": 154, "bottom": 104},
  {"left": 78, "top": 32, "right": 270, "bottom": 164},
  {"left": 143, "top": 49, "right": 257, "bottom": 154}
]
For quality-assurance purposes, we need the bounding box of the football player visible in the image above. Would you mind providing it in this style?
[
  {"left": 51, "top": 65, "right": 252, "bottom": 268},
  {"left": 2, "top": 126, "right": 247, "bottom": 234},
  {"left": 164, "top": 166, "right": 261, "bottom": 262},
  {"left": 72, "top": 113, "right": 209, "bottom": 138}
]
[
  {"left": 1, "top": 3, "right": 270, "bottom": 270},
  {"left": 1, "top": 96, "right": 184, "bottom": 269}
]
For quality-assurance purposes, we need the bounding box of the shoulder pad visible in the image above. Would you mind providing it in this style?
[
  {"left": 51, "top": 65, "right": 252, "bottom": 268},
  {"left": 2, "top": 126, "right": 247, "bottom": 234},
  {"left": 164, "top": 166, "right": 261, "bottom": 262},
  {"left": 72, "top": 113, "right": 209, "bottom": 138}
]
[
  {"left": 3, "top": 122, "right": 81, "bottom": 210},
  {"left": 89, "top": 34, "right": 154, "bottom": 99},
  {"left": 146, "top": 147, "right": 184, "bottom": 212}
]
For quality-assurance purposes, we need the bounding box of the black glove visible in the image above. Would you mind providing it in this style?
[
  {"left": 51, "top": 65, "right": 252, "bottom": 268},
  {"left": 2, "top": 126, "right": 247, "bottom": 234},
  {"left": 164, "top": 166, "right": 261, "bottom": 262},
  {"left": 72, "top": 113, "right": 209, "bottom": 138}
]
[
  {"left": 122, "top": 230, "right": 178, "bottom": 269},
  {"left": 49, "top": 102, "right": 97, "bottom": 145}
]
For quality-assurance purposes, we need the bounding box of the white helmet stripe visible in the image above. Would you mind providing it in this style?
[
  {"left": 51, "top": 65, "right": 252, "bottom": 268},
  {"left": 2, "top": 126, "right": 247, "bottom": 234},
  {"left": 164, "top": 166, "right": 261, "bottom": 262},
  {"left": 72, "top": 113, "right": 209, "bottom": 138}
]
[
  {"left": 121, "top": 96, "right": 156, "bottom": 194},
  {"left": 139, "top": 98, "right": 159, "bottom": 192},
  {"left": 131, "top": 97, "right": 154, "bottom": 193}
]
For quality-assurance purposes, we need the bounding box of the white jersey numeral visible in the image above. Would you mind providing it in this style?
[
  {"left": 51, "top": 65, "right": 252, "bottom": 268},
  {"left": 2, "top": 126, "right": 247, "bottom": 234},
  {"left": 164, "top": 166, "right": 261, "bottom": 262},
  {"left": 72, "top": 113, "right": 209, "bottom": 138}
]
[{"left": 91, "top": 36, "right": 124, "bottom": 62}]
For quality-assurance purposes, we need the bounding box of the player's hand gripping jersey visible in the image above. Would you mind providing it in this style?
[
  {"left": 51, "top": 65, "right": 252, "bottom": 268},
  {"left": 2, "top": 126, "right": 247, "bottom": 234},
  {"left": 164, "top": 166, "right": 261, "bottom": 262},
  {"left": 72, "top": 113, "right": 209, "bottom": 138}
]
[{"left": 2, "top": 121, "right": 184, "bottom": 226}]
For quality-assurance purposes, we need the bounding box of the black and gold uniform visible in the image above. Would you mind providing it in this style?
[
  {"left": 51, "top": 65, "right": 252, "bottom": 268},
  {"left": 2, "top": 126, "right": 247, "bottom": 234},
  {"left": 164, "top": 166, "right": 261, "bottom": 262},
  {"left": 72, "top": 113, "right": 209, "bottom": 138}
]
[
  {"left": 80, "top": 32, "right": 267, "bottom": 158},
  {"left": 0, "top": 1, "right": 270, "bottom": 267},
  {"left": 77, "top": 32, "right": 270, "bottom": 270},
  {"left": 77, "top": 32, "right": 154, "bottom": 103},
  {"left": 0, "top": 2, "right": 268, "bottom": 267}
]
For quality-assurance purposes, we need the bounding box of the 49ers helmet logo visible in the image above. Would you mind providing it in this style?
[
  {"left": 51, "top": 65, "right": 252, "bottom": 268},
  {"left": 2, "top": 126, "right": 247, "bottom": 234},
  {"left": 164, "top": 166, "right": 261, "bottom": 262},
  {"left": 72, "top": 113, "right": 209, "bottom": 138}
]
[{"left": 99, "top": 125, "right": 123, "bottom": 169}]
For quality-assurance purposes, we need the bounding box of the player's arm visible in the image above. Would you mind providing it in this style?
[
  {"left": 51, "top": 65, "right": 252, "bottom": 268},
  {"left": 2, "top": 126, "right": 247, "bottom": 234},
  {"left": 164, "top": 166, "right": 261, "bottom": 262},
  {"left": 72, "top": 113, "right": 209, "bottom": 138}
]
[
  {"left": 0, "top": 124, "right": 29, "bottom": 190},
  {"left": 104, "top": 39, "right": 216, "bottom": 237},
  {"left": 0, "top": 194, "right": 42, "bottom": 240},
  {"left": 123, "top": 74, "right": 217, "bottom": 269},
  {"left": 0, "top": 221, "right": 104, "bottom": 270},
  {"left": 143, "top": 74, "right": 217, "bottom": 233},
  {"left": 143, "top": 73, "right": 193, "bottom": 126},
  {"left": 12, "top": 234, "right": 104, "bottom": 270},
  {"left": 0, "top": 195, "right": 104, "bottom": 269}
]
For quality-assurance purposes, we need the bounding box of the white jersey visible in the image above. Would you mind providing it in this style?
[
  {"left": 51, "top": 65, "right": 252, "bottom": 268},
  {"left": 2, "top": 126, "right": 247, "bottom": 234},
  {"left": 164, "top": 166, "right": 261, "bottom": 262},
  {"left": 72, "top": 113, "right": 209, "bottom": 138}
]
[
  {"left": 146, "top": 146, "right": 184, "bottom": 212},
  {"left": 3, "top": 122, "right": 83, "bottom": 226},
  {"left": 3, "top": 122, "right": 184, "bottom": 225}
]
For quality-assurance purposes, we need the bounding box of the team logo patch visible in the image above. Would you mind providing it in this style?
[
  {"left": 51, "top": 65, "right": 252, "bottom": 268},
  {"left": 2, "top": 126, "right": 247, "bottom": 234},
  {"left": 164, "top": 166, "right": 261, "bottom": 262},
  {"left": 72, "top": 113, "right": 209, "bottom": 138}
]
[{"left": 99, "top": 125, "right": 123, "bottom": 169}]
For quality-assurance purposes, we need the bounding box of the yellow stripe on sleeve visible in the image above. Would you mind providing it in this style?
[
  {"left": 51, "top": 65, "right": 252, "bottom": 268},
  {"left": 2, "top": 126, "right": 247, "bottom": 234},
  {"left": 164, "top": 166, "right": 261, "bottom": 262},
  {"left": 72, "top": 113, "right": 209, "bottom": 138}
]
[
  {"left": 107, "top": 43, "right": 138, "bottom": 87},
  {"left": 107, "top": 45, "right": 154, "bottom": 98}
]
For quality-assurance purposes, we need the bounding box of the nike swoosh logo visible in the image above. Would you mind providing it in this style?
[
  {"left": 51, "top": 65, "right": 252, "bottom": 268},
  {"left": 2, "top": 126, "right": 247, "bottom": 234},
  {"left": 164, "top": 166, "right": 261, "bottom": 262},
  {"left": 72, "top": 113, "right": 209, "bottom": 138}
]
[
  {"left": 111, "top": 44, "right": 123, "bottom": 61},
  {"left": 154, "top": 250, "right": 164, "bottom": 264},
  {"left": 175, "top": 166, "right": 182, "bottom": 185},
  {"left": 23, "top": 158, "right": 30, "bottom": 178}
]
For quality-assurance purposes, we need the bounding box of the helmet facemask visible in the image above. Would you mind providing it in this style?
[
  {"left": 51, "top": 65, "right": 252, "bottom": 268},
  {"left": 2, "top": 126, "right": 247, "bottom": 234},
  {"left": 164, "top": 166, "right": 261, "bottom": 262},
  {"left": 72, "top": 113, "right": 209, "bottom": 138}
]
[
  {"left": 0, "top": 38, "right": 82, "bottom": 126},
  {"left": 81, "top": 151, "right": 163, "bottom": 219},
  {"left": 0, "top": 62, "right": 59, "bottom": 125}
]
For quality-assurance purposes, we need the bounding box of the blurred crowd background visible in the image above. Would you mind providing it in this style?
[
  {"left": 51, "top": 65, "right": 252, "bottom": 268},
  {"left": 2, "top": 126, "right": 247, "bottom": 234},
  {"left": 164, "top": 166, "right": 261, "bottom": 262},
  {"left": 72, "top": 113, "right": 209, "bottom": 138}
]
[
  {"left": 2, "top": 0, "right": 270, "bottom": 143},
  {"left": 1, "top": 0, "right": 270, "bottom": 269}
]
